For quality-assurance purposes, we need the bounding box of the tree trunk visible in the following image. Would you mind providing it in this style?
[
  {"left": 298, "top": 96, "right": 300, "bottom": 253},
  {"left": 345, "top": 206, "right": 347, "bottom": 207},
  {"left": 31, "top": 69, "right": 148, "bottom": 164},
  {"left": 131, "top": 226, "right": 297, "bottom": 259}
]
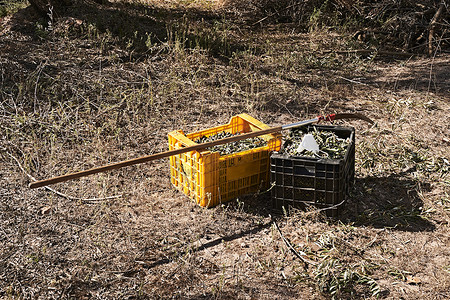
[
  {"left": 28, "top": 0, "right": 74, "bottom": 16},
  {"left": 428, "top": 2, "right": 445, "bottom": 56}
]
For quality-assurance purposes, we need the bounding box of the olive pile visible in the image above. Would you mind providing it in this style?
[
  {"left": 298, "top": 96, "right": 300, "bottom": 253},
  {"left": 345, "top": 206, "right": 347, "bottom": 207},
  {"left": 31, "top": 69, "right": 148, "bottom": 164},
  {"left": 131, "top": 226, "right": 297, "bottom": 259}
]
[
  {"left": 281, "top": 128, "right": 350, "bottom": 159},
  {"left": 194, "top": 131, "right": 267, "bottom": 155}
]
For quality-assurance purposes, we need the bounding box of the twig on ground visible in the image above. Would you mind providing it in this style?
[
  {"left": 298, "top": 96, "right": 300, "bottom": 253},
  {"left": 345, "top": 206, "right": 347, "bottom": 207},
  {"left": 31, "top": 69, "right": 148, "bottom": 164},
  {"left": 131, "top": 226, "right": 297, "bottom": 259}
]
[
  {"left": 337, "top": 76, "right": 369, "bottom": 86},
  {"left": 428, "top": 30, "right": 446, "bottom": 93},
  {"left": 7, "top": 152, "right": 122, "bottom": 203},
  {"left": 323, "top": 49, "right": 415, "bottom": 57},
  {"left": 271, "top": 215, "right": 318, "bottom": 269},
  {"left": 315, "top": 199, "right": 346, "bottom": 213}
]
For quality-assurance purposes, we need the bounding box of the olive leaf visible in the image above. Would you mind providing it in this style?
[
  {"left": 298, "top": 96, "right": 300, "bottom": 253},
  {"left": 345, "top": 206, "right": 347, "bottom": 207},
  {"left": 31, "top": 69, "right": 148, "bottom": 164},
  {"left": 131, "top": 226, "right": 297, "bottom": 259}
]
[{"left": 281, "top": 128, "right": 350, "bottom": 159}]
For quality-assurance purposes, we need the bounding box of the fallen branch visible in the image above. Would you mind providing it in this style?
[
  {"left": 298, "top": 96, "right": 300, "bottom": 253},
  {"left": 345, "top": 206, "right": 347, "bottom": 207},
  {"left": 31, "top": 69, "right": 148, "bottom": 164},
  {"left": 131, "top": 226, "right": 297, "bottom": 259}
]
[{"left": 7, "top": 152, "right": 122, "bottom": 203}]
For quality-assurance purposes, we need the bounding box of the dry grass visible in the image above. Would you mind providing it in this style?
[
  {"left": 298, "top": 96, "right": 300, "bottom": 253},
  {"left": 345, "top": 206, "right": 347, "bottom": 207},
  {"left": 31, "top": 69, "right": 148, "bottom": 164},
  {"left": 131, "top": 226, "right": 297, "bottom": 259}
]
[{"left": 1, "top": 0, "right": 449, "bottom": 299}]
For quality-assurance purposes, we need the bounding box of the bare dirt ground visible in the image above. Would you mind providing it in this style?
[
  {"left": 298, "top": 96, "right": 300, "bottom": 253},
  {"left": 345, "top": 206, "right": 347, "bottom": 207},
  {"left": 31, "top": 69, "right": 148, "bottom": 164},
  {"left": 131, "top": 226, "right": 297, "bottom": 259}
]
[{"left": 1, "top": 1, "right": 449, "bottom": 299}]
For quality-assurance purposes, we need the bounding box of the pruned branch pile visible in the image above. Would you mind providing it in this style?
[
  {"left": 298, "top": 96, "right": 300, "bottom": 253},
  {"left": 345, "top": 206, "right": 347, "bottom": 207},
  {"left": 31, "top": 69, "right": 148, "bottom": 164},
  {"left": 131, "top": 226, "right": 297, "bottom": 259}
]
[{"left": 232, "top": 0, "right": 450, "bottom": 54}]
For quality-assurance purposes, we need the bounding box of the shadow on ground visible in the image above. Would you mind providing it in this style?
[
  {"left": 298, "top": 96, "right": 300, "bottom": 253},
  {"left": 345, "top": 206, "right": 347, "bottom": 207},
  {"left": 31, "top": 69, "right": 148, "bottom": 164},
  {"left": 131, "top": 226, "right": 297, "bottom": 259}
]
[
  {"left": 367, "top": 56, "right": 450, "bottom": 98},
  {"left": 235, "top": 174, "right": 436, "bottom": 233},
  {"left": 138, "top": 221, "right": 272, "bottom": 269},
  {"left": 342, "top": 175, "right": 435, "bottom": 232}
]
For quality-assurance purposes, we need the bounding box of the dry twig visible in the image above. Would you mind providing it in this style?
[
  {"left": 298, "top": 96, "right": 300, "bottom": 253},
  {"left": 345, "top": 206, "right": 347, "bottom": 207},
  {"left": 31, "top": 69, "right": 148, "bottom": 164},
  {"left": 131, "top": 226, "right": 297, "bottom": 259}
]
[
  {"left": 323, "top": 49, "right": 415, "bottom": 57},
  {"left": 7, "top": 152, "right": 123, "bottom": 203},
  {"left": 271, "top": 215, "right": 318, "bottom": 269}
]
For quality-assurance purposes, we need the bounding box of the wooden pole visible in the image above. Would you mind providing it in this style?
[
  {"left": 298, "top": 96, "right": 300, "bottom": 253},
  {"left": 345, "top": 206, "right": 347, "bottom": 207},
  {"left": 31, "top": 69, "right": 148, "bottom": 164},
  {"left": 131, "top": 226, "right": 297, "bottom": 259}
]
[
  {"left": 29, "top": 126, "right": 282, "bottom": 189},
  {"left": 28, "top": 113, "right": 373, "bottom": 189}
]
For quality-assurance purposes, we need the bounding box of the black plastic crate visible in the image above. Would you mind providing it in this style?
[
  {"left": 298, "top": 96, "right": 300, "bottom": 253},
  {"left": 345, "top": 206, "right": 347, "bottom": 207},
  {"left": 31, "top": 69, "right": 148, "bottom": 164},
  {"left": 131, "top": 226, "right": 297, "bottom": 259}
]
[{"left": 270, "top": 125, "right": 355, "bottom": 217}]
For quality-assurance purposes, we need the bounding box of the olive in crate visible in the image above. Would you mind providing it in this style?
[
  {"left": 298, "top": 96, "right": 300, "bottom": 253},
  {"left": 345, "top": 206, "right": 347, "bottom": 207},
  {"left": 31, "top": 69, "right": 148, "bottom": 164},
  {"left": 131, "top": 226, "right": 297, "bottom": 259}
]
[{"left": 270, "top": 125, "right": 355, "bottom": 218}]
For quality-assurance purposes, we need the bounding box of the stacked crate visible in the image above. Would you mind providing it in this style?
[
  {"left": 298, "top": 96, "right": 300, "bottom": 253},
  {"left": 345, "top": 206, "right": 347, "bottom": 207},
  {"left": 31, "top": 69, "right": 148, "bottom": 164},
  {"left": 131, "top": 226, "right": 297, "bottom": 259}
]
[
  {"left": 270, "top": 125, "right": 355, "bottom": 217},
  {"left": 168, "top": 114, "right": 282, "bottom": 207}
]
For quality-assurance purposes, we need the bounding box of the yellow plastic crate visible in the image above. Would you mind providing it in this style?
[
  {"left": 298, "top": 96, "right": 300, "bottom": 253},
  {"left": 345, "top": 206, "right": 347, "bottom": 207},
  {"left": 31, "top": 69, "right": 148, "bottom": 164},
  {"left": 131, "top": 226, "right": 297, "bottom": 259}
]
[{"left": 168, "top": 114, "right": 282, "bottom": 207}]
